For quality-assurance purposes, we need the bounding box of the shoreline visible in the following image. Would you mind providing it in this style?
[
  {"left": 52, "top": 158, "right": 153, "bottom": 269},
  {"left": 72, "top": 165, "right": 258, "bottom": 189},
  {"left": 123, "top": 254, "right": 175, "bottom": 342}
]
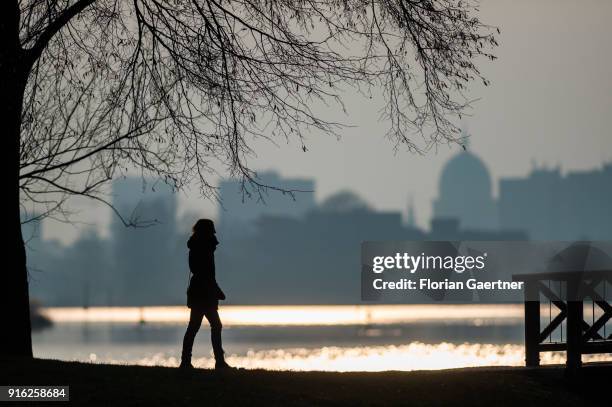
[{"left": 2, "top": 357, "right": 608, "bottom": 406}]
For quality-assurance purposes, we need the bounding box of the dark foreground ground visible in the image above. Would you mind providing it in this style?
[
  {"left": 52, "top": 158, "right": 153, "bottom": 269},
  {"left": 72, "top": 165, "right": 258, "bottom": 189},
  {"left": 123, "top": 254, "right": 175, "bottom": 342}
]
[{"left": 1, "top": 358, "right": 610, "bottom": 406}]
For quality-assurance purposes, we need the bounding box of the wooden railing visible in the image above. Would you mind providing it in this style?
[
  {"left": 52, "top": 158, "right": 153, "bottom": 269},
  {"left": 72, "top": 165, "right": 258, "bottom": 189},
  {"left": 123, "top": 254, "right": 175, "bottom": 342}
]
[{"left": 513, "top": 270, "right": 612, "bottom": 370}]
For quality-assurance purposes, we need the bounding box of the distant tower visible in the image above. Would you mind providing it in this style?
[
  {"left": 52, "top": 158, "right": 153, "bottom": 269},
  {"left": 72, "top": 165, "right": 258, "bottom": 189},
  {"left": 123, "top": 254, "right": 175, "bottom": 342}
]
[{"left": 406, "top": 195, "right": 416, "bottom": 228}]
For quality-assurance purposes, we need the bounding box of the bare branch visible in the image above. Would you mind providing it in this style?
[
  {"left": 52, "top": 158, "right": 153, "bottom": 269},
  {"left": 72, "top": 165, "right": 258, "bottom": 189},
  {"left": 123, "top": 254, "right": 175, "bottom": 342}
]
[{"left": 17, "top": 0, "right": 497, "bottom": 223}]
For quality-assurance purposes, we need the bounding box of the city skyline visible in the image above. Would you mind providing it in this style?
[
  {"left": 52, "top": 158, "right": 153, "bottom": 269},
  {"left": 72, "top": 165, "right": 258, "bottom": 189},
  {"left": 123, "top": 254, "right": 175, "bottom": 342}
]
[
  {"left": 30, "top": 150, "right": 612, "bottom": 246},
  {"left": 26, "top": 154, "right": 610, "bottom": 306}
]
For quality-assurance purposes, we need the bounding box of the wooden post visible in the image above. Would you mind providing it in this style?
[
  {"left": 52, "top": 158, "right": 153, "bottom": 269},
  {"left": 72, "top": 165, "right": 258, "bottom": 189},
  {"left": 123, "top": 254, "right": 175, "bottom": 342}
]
[
  {"left": 524, "top": 281, "right": 540, "bottom": 367},
  {"left": 566, "top": 299, "right": 583, "bottom": 371}
]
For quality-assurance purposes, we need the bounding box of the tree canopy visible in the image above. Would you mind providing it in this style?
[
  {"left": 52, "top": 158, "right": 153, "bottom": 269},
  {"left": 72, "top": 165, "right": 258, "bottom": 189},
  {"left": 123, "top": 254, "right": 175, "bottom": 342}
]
[{"left": 16, "top": 0, "right": 497, "bottom": 222}]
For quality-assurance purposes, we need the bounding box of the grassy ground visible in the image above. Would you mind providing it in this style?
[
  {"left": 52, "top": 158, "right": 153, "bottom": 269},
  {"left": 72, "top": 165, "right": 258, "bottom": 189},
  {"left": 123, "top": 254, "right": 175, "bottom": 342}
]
[{"left": 0, "top": 358, "right": 609, "bottom": 406}]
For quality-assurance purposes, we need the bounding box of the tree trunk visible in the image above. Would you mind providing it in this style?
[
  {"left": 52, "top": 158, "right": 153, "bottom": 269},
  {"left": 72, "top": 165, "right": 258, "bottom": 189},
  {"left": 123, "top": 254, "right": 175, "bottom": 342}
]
[
  {"left": 1, "top": 2, "right": 33, "bottom": 358},
  {"left": 1, "top": 85, "right": 32, "bottom": 359}
]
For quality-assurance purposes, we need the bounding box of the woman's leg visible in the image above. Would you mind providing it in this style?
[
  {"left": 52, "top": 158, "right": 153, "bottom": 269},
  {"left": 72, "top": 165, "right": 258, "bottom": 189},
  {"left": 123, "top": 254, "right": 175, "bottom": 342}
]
[
  {"left": 181, "top": 308, "right": 205, "bottom": 366},
  {"left": 203, "top": 309, "right": 225, "bottom": 363}
]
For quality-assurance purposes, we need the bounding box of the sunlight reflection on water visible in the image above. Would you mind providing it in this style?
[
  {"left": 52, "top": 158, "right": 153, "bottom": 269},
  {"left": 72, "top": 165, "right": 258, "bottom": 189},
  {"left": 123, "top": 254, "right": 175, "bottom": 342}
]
[{"left": 92, "top": 342, "right": 612, "bottom": 372}]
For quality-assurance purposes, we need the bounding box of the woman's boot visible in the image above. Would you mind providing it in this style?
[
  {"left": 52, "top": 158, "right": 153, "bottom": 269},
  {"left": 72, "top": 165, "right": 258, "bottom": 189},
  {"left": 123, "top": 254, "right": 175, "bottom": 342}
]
[{"left": 179, "top": 350, "right": 194, "bottom": 369}]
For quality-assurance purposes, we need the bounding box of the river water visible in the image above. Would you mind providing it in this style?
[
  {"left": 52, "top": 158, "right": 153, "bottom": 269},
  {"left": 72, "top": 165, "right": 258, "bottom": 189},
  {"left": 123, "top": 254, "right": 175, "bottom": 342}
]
[{"left": 33, "top": 304, "right": 612, "bottom": 371}]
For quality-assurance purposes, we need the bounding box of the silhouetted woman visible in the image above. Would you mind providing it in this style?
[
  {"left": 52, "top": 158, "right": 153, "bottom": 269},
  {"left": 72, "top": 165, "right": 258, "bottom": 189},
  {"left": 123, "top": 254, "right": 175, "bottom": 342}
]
[{"left": 180, "top": 219, "right": 231, "bottom": 369}]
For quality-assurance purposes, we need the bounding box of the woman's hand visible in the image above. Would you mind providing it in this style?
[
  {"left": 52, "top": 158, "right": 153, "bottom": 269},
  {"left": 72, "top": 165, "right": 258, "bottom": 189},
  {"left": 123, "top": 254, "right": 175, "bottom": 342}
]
[{"left": 216, "top": 285, "right": 226, "bottom": 300}]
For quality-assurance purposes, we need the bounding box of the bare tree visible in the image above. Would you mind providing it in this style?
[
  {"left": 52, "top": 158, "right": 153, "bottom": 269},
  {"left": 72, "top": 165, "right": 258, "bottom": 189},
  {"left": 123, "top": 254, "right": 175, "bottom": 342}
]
[{"left": 1, "top": 0, "right": 497, "bottom": 357}]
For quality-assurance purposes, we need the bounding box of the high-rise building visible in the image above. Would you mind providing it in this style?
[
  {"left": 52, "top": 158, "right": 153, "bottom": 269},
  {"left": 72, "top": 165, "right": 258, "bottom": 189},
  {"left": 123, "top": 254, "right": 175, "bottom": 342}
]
[
  {"left": 499, "top": 163, "right": 612, "bottom": 240},
  {"left": 110, "top": 177, "right": 183, "bottom": 305},
  {"left": 218, "top": 171, "right": 315, "bottom": 237}
]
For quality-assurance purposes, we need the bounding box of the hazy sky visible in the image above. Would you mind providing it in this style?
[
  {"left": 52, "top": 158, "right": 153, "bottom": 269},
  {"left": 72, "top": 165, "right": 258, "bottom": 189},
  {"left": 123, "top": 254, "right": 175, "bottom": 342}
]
[{"left": 42, "top": 0, "right": 612, "bottom": 244}]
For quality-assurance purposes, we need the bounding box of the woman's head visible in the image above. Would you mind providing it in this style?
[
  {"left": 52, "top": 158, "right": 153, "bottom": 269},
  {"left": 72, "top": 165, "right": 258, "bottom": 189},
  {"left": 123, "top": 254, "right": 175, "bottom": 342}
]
[{"left": 192, "top": 219, "right": 216, "bottom": 235}]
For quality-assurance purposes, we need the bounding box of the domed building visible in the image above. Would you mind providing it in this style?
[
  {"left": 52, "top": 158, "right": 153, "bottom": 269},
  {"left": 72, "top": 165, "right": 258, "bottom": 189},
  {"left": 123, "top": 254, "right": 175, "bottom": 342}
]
[{"left": 433, "top": 148, "right": 498, "bottom": 230}]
